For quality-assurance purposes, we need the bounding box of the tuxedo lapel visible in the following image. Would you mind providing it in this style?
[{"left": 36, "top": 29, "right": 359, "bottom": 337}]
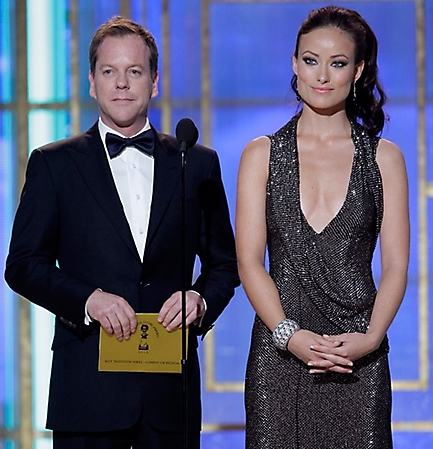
[
  {"left": 145, "top": 131, "right": 181, "bottom": 251},
  {"left": 67, "top": 124, "right": 141, "bottom": 263}
]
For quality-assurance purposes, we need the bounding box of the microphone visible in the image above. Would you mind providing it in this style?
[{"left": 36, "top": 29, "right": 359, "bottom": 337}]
[
  {"left": 176, "top": 117, "right": 200, "bottom": 449},
  {"left": 176, "top": 118, "right": 199, "bottom": 153}
]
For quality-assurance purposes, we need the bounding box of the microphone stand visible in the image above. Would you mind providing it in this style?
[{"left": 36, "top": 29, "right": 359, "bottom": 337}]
[
  {"left": 180, "top": 145, "right": 188, "bottom": 449},
  {"left": 176, "top": 117, "right": 198, "bottom": 449}
]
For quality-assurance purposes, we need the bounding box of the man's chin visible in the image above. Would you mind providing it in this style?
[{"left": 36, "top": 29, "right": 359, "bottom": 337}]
[{"left": 105, "top": 116, "right": 148, "bottom": 135}]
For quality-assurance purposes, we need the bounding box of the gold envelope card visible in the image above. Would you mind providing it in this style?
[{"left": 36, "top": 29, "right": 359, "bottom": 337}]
[{"left": 99, "top": 313, "right": 188, "bottom": 373}]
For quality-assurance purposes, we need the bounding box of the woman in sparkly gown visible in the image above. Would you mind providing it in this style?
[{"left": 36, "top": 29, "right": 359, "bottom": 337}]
[{"left": 236, "top": 6, "right": 409, "bottom": 449}]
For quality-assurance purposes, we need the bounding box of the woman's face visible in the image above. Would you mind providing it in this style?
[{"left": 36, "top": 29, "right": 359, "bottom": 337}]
[{"left": 292, "top": 26, "right": 364, "bottom": 113}]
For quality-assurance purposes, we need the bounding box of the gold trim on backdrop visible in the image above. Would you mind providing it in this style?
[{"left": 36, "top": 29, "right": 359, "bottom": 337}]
[
  {"left": 201, "top": 0, "right": 211, "bottom": 147},
  {"left": 16, "top": 0, "right": 32, "bottom": 448},
  {"left": 201, "top": 0, "right": 431, "bottom": 433},
  {"left": 0, "top": 429, "right": 20, "bottom": 440},
  {"left": 16, "top": 0, "right": 29, "bottom": 190},
  {"left": 161, "top": 0, "right": 172, "bottom": 134},
  {"left": 202, "top": 423, "right": 245, "bottom": 432},
  {"left": 393, "top": 422, "right": 433, "bottom": 431},
  {"left": 416, "top": 0, "right": 429, "bottom": 392},
  {"left": 120, "top": 0, "right": 131, "bottom": 18},
  {"left": 201, "top": 421, "right": 433, "bottom": 433},
  {"left": 210, "top": 0, "right": 416, "bottom": 2},
  {"left": 392, "top": 0, "right": 429, "bottom": 393},
  {"left": 70, "top": 0, "right": 80, "bottom": 136},
  {"left": 202, "top": 421, "right": 433, "bottom": 433}
]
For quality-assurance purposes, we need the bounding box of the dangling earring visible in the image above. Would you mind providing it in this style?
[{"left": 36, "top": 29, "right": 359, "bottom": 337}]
[
  {"left": 352, "top": 82, "right": 357, "bottom": 101},
  {"left": 295, "top": 75, "right": 302, "bottom": 102}
]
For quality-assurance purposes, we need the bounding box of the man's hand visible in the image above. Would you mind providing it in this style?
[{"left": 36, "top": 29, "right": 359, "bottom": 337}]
[
  {"left": 158, "top": 291, "right": 205, "bottom": 332},
  {"left": 86, "top": 289, "right": 137, "bottom": 341}
]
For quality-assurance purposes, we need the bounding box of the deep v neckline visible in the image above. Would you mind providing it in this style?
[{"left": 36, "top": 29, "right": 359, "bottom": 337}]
[{"left": 297, "top": 129, "right": 358, "bottom": 236}]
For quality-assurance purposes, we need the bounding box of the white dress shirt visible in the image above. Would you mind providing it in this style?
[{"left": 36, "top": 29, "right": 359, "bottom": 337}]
[
  {"left": 99, "top": 119, "right": 153, "bottom": 261},
  {"left": 85, "top": 119, "right": 206, "bottom": 325}
]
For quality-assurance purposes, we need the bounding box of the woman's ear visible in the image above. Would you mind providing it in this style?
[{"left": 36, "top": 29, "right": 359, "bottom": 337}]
[
  {"left": 292, "top": 55, "right": 298, "bottom": 76},
  {"left": 354, "top": 60, "right": 365, "bottom": 83}
]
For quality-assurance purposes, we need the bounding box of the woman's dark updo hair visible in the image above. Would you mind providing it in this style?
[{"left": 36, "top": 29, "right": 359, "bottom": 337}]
[{"left": 291, "top": 6, "right": 387, "bottom": 136}]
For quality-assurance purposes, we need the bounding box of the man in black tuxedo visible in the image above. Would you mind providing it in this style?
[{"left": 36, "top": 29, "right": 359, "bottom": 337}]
[{"left": 5, "top": 16, "right": 239, "bottom": 449}]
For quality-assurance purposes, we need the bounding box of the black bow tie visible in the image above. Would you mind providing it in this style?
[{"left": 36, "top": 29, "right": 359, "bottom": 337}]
[{"left": 105, "top": 130, "right": 154, "bottom": 159}]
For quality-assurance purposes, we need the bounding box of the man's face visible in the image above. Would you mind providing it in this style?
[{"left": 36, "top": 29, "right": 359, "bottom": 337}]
[{"left": 89, "top": 35, "right": 158, "bottom": 137}]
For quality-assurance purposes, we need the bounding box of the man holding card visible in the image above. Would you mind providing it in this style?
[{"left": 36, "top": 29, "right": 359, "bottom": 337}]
[{"left": 5, "top": 16, "right": 238, "bottom": 449}]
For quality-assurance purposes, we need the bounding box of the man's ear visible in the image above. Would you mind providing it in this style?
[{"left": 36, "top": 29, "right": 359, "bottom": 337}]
[
  {"left": 89, "top": 71, "right": 97, "bottom": 99},
  {"left": 150, "top": 72, "right": 159, "bottom": 99}
]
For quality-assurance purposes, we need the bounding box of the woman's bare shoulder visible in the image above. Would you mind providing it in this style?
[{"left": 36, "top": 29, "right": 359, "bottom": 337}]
[
  {"left": 376, "top": 138, "right": 407, "bottom": 186},
  {"left": 376, "top": 138, "right": 405, "bottom": 165},
  {"left": 241, "top": 136, "right": 271, "bottom": 163}
]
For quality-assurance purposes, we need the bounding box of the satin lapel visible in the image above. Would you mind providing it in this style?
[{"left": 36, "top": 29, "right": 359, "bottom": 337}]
[
  {"left": 66, "top": 124, "right": 141, "bottom": 263},
  {"left": 145, "top": 131, "right": 181, "bottom": 251}
]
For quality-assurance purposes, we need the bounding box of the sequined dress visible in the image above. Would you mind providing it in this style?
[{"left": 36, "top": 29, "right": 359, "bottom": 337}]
[{"left": 245, "top": 116, "right": 392, "bottom": 449}]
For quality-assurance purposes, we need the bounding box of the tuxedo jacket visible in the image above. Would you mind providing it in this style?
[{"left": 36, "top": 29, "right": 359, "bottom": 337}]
[{"left": 5, "top": 122, "right": 239, "bottom": 432}]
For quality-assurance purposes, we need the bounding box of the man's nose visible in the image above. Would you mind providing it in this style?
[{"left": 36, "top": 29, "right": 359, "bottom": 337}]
[{"left": 116, "top": 73, "right": 129, "bottom": 89}]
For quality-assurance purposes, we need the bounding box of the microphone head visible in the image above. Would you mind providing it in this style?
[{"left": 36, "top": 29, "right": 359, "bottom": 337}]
[{"left": 176, "top": 118, "right": 199, "bottom": 148}]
